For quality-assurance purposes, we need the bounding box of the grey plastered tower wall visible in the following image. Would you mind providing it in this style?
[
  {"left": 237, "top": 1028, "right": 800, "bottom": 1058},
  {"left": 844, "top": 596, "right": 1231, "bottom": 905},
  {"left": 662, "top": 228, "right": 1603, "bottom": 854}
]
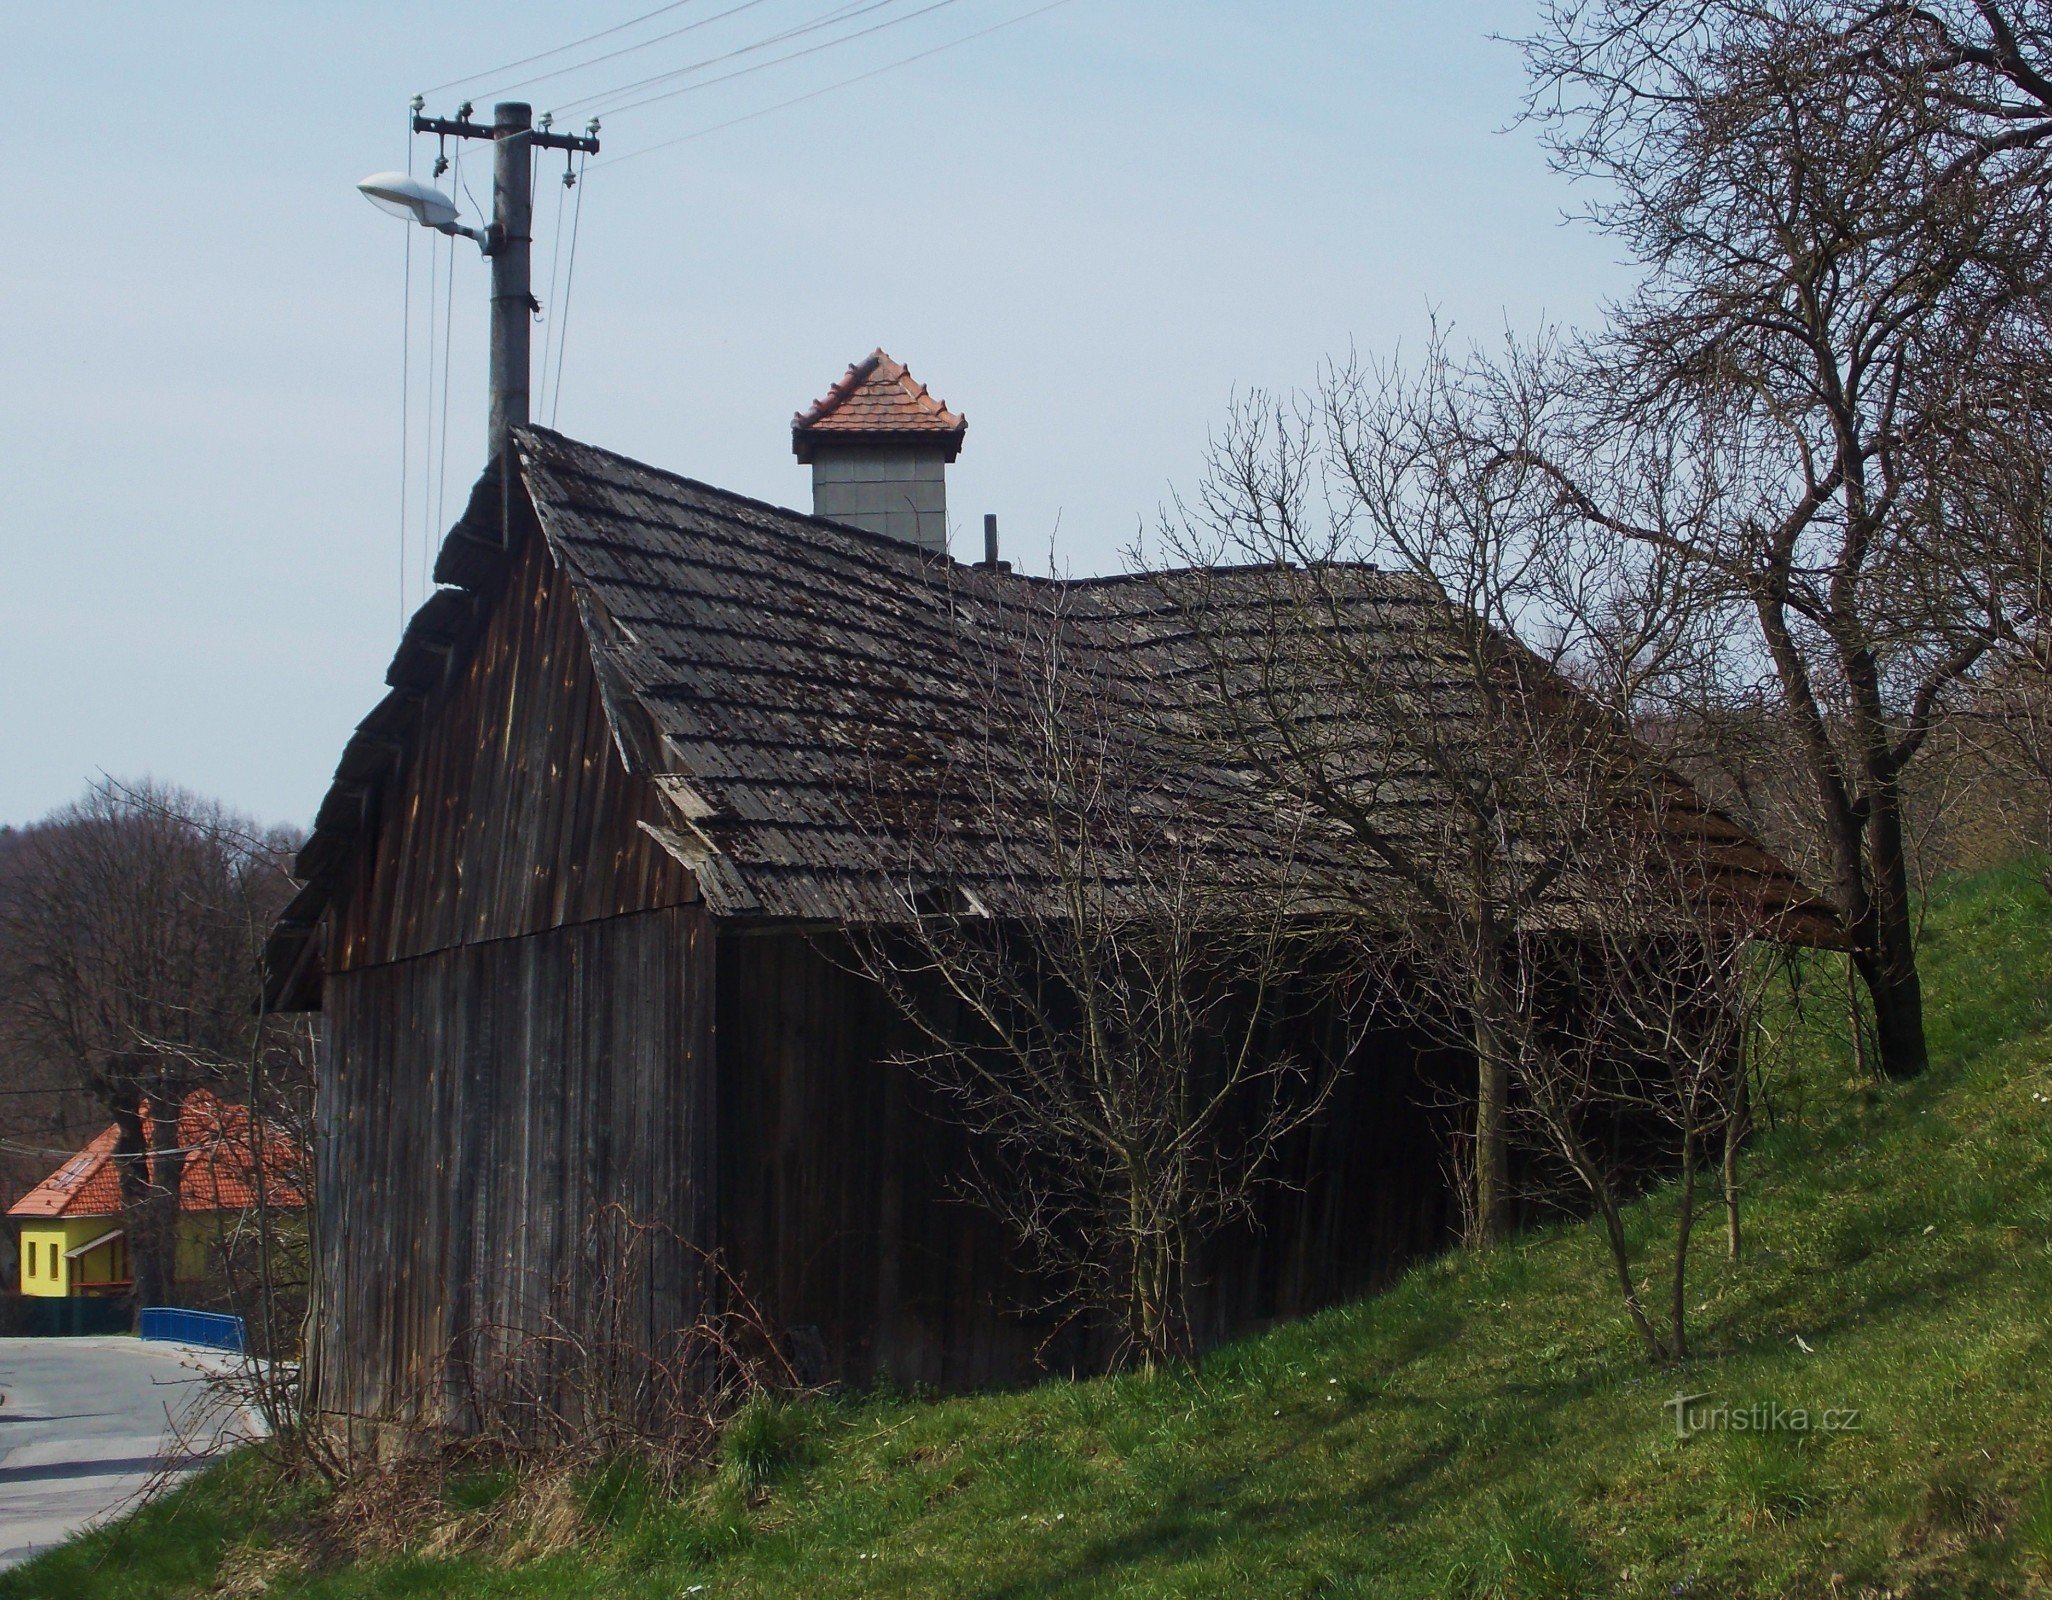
[
  {"left": 793, "top": 350, "right": 967, "bottom": 556},
  {"left": 810, "top": 447, "right": 950, "bottom": 552}
]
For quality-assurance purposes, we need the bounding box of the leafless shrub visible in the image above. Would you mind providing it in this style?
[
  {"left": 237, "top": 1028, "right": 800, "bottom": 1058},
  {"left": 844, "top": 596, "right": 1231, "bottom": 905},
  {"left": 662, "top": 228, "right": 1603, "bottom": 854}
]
[
  {"left": 841, "top": 586, "right": 1361, "bottom": 1370},
  {"left": 443, "top": 1204, "right": 807, "bottom": 1489}
]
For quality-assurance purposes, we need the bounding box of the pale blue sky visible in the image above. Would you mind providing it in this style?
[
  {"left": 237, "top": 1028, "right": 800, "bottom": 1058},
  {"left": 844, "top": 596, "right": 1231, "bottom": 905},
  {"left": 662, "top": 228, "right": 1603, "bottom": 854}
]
[{"left": 0, "top": 2, "right": 1630, "bottom": 828}]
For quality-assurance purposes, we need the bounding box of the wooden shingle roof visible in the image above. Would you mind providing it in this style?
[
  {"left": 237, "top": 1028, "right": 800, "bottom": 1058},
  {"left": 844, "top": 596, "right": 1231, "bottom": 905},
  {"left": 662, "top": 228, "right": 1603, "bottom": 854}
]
[{"left": 263, "top": 429, "right": 1834, "bottom": 1005}]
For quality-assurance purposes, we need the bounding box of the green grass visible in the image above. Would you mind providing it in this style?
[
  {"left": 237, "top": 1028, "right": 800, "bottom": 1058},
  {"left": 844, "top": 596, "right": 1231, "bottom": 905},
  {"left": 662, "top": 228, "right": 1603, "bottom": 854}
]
[{"left": 12, "top": 859, "right": 2050, "bottom": 1599}]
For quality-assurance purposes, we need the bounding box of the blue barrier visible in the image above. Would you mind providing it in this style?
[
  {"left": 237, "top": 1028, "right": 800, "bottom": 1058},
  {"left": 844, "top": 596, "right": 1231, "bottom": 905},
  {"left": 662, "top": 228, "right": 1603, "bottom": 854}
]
[{"left": 138, "top": 1306, "right": 246, "bottom": 1353}]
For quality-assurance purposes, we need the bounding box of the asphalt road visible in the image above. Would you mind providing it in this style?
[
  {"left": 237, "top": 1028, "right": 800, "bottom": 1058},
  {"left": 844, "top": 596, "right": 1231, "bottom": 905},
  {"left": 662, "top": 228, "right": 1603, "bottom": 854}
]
[{"left": 0, "top": 1336, "right": 258, "bottom": 1570}]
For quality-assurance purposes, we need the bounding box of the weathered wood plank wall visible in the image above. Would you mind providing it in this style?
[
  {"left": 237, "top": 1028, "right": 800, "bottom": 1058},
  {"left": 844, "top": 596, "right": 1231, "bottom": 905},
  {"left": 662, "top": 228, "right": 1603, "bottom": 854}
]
[
  {"left": 316, "top": 531, "right": 711, "bottom": 1433},
  {"left": 330, "top": 533, "right": 693, "bottom": 971},
  {"left": 715, "top": 932, "right": 1463, "bottom": 1390},
  {"left": 318, "top": 906, "right": 713, "bottom": 1431},
  {"left": 715, "top": 931, "right": 1054, "bottom": 1390}
]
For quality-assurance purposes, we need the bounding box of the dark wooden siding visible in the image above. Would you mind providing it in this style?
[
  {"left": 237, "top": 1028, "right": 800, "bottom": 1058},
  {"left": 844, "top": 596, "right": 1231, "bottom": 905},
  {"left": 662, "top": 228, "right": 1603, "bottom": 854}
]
[
  {"left": 715, "top": 931, "right": 1059, "bottom": 1390},
  {"left": 317, "top": 905, "right": 714, "bottom": 1431},
  {"left": 331, "top": 532, "right": 693, "bottom": 972},
  {"left": 715, "top": 931, "right": 1462, "bottom": 1391},
  {"left": 315, "top": 530, "right": 712, "bottom": 1432}
]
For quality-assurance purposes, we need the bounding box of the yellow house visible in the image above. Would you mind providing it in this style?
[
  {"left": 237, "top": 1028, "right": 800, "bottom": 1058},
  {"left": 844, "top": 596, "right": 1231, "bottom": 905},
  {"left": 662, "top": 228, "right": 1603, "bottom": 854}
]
[{"left": 10, "top": 1093, "right": 303, "bottom": 1299}]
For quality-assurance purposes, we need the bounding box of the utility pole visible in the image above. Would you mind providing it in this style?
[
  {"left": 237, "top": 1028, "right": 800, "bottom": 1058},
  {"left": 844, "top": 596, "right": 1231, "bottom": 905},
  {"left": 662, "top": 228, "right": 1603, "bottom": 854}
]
[
  {"left": 490, "top": 100, "right": 534, "bottom": 472},
  {"left": 409, "top": 100, "right": 599, "bottom": 538}
]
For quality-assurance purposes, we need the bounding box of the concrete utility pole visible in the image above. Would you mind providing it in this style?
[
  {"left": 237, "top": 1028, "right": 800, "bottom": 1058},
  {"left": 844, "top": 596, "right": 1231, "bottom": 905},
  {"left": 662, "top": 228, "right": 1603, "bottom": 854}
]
[
  {"left": 408, "top": 101, "right": 599, "bottom": 536},
  {"left": 489, "top": 100, "right": 535, "bottom": 467}
]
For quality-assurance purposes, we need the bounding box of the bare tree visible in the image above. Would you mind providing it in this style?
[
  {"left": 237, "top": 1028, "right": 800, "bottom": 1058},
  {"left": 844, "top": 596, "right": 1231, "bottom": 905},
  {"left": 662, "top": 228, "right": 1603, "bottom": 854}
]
[
  {"left": 1158, "top": 339, "right": 1698, "bottom": 1249},
  {"left": 844, "top": 587, "right": 1355, "bottom": 1369},
  {"left": 1517, "top": 0, "right": 2052, "bottom": 1077},
  {"left": 1969, "top": 652, "right": 2052, "bottom": 888},
  {"left": 1158, "top": 343, "right": 1815, "bottom": 1353},
  {"left": 0, "top": 779, "right": 300, "bottom": 1308},
  {"left": 1515, "top": 800, "right": 1784, "bottom": 1363}
]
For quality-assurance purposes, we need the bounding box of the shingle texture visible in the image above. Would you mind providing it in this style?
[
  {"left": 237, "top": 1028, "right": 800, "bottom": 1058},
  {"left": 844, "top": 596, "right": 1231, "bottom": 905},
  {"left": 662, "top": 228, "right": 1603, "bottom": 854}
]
[
  {"left": 792, "top": 349, "right": 966, "bottom": 463},
  {"left": 264, "top": 428, "right": 1834, "bottom": 1002},
  {"left": 8, "top": 1091, "right": 307, "bottom": 1220}
]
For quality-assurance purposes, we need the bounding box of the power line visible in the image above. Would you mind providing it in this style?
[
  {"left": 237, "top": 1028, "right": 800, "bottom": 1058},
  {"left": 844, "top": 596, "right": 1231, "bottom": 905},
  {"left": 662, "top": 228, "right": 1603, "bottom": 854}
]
[
  {"left": 398, "top": 106, "right": 416, "bottom": 636},
  {"left": 552, "top": 154, "right": 592, "bottom": 428},
  {"left": 595, "top": 0, "right": 1078, "bottom": 168},
  {"left": 486, "top": 0, "right": 781, "bottom": 100},
  {"left": 559, "top": 0, "right": 919, "bottom": 116},
  {"left": 433, "top": 224, "right": 457, "bottom": 584},
  {"left": 539, "top": 157, "right": 570, "bottom": 420},
  {"left": 425, "top": 0, "right": 709, "bottom": 95},
  {"left": 430, "top": 143, "right": 464, "bottom": 580},
  {"left": 586, "top": 0, "right": 976, "bottom": 120},
  {"left": 421, "top": 185, "right": 442, "bottom": 612}
]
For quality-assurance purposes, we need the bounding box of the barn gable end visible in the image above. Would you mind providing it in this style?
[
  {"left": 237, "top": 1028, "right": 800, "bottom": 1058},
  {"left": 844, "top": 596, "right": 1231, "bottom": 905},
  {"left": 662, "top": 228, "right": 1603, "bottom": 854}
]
[
  {"left": 309, "top": 517, "right": 715, "bottom": 1436},
  {"left": 329, "top": 529, "right": 696, "bottom": 968}
]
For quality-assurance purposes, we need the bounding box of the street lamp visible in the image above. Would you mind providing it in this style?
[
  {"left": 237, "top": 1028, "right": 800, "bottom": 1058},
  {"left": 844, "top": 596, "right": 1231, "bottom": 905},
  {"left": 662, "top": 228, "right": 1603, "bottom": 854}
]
[
  {"left": 360, "top": 102, "right": 596, "bottom": 537},
  {"left": 355, "top": 172, "right": 493, "bottom": 252}
]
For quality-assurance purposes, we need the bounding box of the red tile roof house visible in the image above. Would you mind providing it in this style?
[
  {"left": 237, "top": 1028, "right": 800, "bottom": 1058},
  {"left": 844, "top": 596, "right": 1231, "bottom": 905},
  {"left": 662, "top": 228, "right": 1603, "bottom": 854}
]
[{"left": 9, "top": 1090, "right": 305, "bottom": 1300}]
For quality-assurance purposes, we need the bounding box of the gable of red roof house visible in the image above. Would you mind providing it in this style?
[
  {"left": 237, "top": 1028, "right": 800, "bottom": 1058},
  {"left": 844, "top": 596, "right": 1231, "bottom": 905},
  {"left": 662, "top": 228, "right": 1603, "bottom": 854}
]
[
  {"left": 7, "top": 1124, "right": 125, "bottom": 1218},
  {"left": 6, "top": 1090, "right": 305, "bottom": 1220}
]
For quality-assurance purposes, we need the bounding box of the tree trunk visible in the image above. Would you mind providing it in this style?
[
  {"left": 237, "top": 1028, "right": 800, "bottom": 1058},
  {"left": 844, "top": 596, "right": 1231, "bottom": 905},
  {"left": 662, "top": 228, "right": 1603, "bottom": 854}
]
[
  {"left": 1469, "top": 997, "right": 1513, "bottom": 1249},
  {"left": 1723, "top": 1055, "right": 1748, "bottom": 1263},
  {"left": 1556, "top": 1116, "right": 1667, "bottom": 1363},
  {"left": 1669, "top": 1128, "right": 1696, "bottom": 1363},
  {"left": 110, "top": 1100, "right": 154, "bottom": 1307},
  {"left": 134, "top": 1090, "right": 189, "bottom": 1309},
  {"left": 1856, "top": 786, "right": 1928, "bottom": 1078},
  {"left": 1758, "top": 595, "right": 1929, "bottom": 1082}
]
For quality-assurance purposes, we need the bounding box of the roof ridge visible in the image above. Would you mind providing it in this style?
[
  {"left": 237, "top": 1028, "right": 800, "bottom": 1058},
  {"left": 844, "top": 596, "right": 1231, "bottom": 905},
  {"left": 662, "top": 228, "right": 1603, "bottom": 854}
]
[{"left": 519, "top": 426, "right": 986, "bottom": 572}]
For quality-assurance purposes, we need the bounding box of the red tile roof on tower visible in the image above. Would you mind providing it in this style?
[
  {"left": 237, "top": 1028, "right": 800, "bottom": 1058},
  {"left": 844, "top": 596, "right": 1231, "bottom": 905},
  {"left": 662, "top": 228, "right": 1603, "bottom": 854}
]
[
  {"left": 792, "top": 348, "right": 966, "bottom": 463},
  {"left": 7, "top": 1090, "right": 306, "bottom": 1220}
]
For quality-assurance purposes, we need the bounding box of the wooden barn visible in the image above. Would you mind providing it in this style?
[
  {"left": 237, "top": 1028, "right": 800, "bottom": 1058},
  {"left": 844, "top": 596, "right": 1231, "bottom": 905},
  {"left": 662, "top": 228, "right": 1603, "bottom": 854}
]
[{"left": 265, "top": 353, "right": 1819, "bottom": 1437}]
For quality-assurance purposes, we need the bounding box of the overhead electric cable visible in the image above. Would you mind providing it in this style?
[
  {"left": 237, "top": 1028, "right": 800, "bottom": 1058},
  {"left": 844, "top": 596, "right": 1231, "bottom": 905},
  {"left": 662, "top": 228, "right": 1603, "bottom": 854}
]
[
  {"left": 595, "top": 0, "right": 1077, "bottom": 168},
  {"left": 551, "top": 154, "right": 591, "bottom": 428},
  {"left": 433, "top": 226, "right": 457, "bottom": 582},
  {"left": 557, "top": 0, "right": 919, "bottom": 115},
  {"left": 425, "top": 0, "right": 708, "bottom": 95},
  {"left": 539, "top": 155, "right": 570, "bottom": 415},
  {"left": 398, "top": 107, "right": 416, "bottom": 634},
  {"left": 487, "top": 0, "right": 781, "bottom": 99},
  {"left": 431, "top": 144, "right": 463, "bottom": 576},
  {"left": 421, "top": 189, "right": 442, "bottom": 611}
]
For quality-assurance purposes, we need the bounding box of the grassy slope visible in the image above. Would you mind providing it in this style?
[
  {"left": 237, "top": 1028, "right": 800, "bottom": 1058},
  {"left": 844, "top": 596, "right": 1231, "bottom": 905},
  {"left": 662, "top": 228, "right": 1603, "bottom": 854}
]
[{"left": 13, "top": 861, "right": 2050, "bottom": 1600}]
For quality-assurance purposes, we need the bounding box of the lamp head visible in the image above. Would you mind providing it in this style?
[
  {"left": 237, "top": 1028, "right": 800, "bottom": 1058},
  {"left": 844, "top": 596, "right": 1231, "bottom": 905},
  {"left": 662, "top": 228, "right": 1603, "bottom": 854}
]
[
  {"left": 356, "top": 172, "right": 493, "bottom": 251},
  {"left": 356, "top": 172, "right": 459, "bottom": 229}
]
